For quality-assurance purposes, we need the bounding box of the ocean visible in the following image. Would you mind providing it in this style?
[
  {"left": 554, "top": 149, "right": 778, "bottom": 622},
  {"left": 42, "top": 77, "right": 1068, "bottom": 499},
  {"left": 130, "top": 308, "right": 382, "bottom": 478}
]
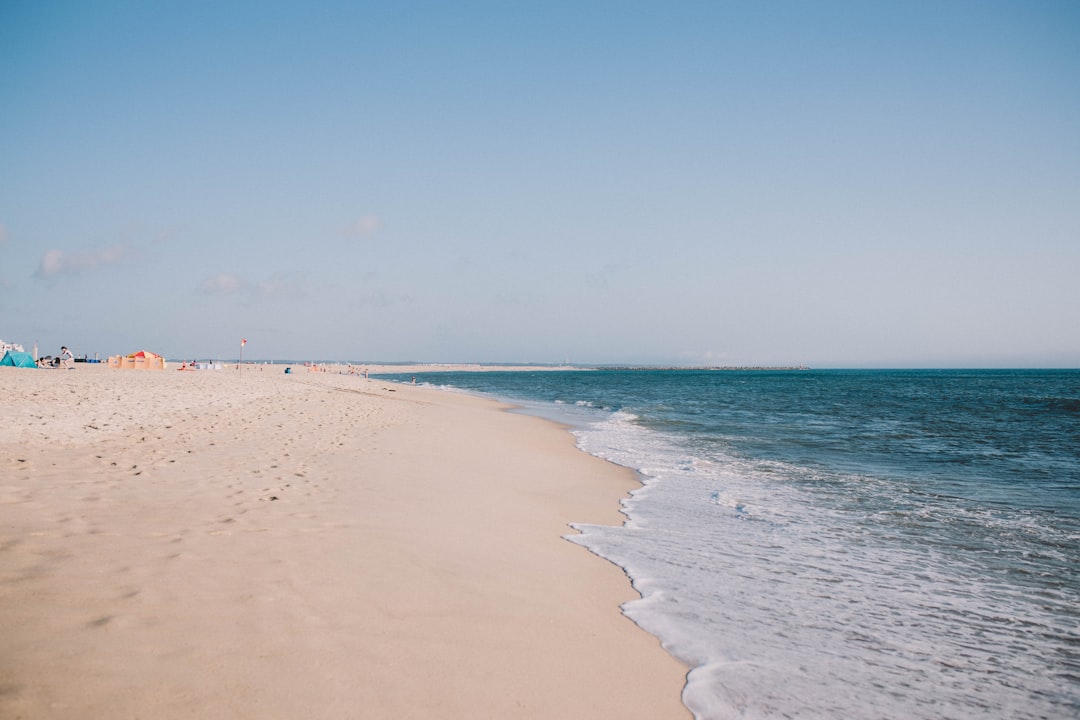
[{"left": 373, "top": 369, "right": 1080, "bottom": 719}]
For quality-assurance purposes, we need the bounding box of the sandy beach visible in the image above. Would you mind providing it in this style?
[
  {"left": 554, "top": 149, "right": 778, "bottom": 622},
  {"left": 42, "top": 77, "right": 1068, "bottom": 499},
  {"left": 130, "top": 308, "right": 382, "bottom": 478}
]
[{"left": 0, "top": 364, "right": 688, "bottom": 719}]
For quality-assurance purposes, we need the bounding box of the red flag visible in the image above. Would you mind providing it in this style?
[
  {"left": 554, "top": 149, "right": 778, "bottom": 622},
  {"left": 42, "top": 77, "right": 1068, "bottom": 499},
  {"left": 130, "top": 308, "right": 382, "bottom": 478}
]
[{"left": 241, "top": 338, "right": 247, "bottom": 347}]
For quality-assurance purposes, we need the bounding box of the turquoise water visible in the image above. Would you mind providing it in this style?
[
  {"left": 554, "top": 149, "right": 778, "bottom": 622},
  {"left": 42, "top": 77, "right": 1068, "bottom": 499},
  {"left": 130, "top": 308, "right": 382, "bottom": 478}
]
[{"left": 375, "top": 369, "right": 1080, "bottom": 719}]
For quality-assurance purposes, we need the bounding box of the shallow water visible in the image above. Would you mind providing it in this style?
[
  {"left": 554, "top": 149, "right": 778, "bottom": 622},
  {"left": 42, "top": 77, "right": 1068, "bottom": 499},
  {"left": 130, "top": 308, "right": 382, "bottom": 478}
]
[{"left": 376, "top": 369, "right": 1080, "bottom": 719}]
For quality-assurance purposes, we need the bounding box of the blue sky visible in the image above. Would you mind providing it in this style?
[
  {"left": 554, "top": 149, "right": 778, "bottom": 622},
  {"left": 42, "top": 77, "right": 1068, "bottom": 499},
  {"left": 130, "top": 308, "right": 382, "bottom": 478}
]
[{"left": 2, "top": 1, "right": 1077, "bottom": 366}]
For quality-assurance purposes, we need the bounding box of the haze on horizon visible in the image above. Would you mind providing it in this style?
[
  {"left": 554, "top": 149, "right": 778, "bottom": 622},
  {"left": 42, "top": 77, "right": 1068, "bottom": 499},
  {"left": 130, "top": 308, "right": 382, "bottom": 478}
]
[{"left": 2, "top": 2, "right": 1078, "bottom": 368}]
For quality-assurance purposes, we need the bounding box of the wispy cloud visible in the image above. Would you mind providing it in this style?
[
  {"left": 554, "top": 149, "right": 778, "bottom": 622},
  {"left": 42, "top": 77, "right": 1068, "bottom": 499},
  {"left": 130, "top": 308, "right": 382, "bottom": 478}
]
[
  {"left": 35, "top": 243, "right": 138, "bottom": 278},
  {"left": 199, "top": 273, "right": 246, "bottom": 295},
  {"left": 199, "top": 271, "right": 309, "bottom": 302},
  {"left": 340, "top": 215, "right": 380, "bottom": 238}
]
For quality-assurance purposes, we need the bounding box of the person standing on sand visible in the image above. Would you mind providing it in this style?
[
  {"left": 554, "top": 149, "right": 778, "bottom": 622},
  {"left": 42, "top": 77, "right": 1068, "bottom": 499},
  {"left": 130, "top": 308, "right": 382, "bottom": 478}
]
[{"left": 60, "top": 346, "right": 75, "bottom": 369}]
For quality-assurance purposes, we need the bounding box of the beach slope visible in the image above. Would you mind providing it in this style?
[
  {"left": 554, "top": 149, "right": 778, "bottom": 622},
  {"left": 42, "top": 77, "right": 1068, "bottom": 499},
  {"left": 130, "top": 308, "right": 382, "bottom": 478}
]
[{"left": 0, "top": 366, "right": 688, "bottom": 719}]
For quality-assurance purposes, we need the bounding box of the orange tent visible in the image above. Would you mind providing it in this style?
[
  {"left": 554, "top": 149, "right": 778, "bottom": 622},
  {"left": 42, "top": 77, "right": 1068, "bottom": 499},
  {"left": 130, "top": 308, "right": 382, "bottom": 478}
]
[{"left": 107, "top": 350, "right": 166, "bottom": 370}]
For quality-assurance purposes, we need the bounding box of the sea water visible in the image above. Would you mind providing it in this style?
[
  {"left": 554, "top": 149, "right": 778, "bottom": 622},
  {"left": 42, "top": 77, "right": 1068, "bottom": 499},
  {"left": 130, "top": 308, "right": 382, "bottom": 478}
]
[{"left": 373, "top": 369, "right": 1080, "bottom": 719}]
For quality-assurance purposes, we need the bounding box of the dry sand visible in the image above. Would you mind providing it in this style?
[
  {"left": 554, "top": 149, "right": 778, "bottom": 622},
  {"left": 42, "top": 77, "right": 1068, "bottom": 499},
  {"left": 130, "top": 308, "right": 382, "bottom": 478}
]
[{"left": 0, "top": 364, "right": 689, "bottom": 719}]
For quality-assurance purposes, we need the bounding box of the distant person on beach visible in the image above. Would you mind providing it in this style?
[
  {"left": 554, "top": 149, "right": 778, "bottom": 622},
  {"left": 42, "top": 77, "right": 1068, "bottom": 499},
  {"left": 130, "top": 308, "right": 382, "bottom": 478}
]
[{"left": 60, "top": 346, "right": 75, "bottom": 369}]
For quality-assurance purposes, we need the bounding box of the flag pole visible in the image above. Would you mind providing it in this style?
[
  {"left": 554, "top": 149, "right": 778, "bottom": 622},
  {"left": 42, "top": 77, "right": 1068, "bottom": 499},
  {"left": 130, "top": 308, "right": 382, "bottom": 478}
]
[{"left": 239, "top": 338, "right": 246, "bottom": 376}]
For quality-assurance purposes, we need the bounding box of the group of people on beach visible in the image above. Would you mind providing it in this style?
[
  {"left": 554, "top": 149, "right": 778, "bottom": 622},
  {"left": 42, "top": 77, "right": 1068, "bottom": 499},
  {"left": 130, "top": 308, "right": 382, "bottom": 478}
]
[{"left": 37, "top": 346, "right": 75, "bottom": 369}]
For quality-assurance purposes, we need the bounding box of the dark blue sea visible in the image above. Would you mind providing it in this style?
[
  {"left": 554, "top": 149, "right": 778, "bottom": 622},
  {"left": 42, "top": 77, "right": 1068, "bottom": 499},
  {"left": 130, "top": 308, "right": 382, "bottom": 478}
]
[{"left": 375, "top": 369, "right": 1080, "bottom": 719}]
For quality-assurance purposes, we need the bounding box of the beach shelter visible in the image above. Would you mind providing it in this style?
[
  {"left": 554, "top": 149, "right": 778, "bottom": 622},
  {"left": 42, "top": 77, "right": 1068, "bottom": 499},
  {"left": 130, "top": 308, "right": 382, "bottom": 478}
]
[
  {"left": 108, "top": 350, "right": 166, "bottom": 370},
  {"left": 0, "top": 351, "right": 36, "bottom": 368}
]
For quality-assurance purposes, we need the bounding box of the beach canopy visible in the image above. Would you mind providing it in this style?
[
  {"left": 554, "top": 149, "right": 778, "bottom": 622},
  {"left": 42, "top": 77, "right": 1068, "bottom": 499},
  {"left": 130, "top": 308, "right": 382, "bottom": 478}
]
[{"left": 0, "top": 351, "right": 36, "bottom": 368}]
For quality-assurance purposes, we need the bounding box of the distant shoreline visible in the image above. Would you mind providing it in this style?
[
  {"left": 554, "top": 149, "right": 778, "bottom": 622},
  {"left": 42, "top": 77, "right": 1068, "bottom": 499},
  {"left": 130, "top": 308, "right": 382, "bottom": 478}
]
[{"left": 166, "top": 361, "right": 811, "bottom": 373}]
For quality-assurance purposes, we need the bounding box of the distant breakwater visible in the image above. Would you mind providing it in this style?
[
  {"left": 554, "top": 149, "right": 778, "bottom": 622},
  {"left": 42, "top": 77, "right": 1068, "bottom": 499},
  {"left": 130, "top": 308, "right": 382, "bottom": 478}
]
[{"left": 600, "top": 366, "right": 811, "bottom": 372}]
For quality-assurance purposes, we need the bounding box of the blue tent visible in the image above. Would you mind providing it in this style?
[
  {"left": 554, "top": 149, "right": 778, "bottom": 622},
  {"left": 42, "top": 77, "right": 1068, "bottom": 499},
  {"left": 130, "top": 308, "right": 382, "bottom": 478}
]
[{"left": 0, "top": 351, "right": 36, "bottom": 368}]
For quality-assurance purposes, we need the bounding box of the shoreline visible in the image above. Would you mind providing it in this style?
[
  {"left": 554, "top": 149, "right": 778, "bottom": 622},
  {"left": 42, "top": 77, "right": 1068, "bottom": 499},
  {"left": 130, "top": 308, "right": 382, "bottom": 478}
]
[{"left": 0, "top": 365, "right": 689, "bottom": 718}]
